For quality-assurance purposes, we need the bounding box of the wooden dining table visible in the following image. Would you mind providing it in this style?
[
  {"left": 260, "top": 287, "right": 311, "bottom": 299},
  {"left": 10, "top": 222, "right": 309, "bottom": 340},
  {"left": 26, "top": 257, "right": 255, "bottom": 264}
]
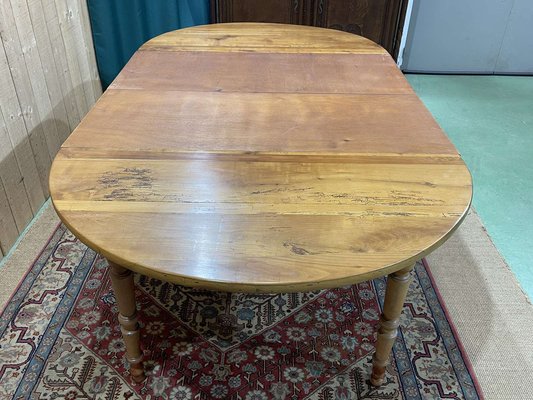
[{"left": 49, "top": 23, "right": 472, "bottom": 387}]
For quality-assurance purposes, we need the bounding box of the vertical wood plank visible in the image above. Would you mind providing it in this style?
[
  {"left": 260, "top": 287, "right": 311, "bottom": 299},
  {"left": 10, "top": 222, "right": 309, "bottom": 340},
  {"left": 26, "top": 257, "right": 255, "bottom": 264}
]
[
  {"left": 52, "top": 0, "right": 90, "bottom": 116},
  {"left": 65, "top": 0, "right": 97, "bottom": 104},
  {"left": 62, "top": 0, "right": 98, "bottom": 103},
  {"left": 0, "top": 168, "right": 20, "bottom": 255},
  {"left": 0, "top": 1, "right": 52, "bottom": 198},
  {"left": 0, "top": 151, "right": 30, "bottom": 234},
  {"left": 78, "top": 0, "right": 103, "bottom": 98},
  {"left": 41, "top": 0, "right": 82, "bottom": 130},
  {"left": 0, "top": 38, "right": 46, "bottom": 213},
  {"left": 60, "top": 0, "right": 97, "bottom": 105},
  {"left": 0, "top": 0, "right": 99, "bottom": 255},
  {"left": 9, "top": 0, "right": 62, "bottom": 157},
  {"left": 25, "top": 0, "right": 72, "bottom": 143},
  {"left": 0, "top": 111, "right": 33, "bottom": 237}
]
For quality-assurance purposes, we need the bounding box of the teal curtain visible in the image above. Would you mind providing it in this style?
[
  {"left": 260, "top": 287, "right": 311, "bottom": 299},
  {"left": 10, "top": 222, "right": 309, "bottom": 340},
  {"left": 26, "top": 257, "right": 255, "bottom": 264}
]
[{"left": 88, "top": 0, "right": 210, "bottom": 89}]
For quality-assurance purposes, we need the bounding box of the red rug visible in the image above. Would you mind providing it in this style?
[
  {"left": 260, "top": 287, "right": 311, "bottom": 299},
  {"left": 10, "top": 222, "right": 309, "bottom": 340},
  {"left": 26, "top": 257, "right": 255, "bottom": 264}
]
[{"left": 0, "top": 225, "right": 483, "bottom": 399}]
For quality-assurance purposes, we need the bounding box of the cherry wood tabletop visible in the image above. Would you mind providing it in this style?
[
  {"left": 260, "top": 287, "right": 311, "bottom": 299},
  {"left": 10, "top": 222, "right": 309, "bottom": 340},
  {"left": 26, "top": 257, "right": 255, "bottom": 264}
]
[{"left": 49, "top": 23, "right": 472, "bottom": 293}]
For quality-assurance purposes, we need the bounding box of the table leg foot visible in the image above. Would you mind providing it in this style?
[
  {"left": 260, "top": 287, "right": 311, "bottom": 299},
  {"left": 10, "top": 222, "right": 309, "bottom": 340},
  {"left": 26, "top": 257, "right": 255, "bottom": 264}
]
[
  {"left": 370, "top": 264, "right": 414, "bottom": 386},
  {"left": 130, "top": 361, "right": 146, "bottom": 383},
  {"left": 108, "top": 261, "right": 146, "bottom": 383}
]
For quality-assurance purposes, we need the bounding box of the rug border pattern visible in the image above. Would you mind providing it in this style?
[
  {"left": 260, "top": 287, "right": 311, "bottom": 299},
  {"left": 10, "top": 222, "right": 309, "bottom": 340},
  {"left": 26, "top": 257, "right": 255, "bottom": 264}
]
[{"left": 0, "top": 225, "right": 485, "bottom": 399}]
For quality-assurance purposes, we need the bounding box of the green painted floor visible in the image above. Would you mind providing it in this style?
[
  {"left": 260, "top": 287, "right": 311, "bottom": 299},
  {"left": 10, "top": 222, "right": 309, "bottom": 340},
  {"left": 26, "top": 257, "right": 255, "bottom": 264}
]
[{"left": 406, "top": 74, "right": 533, "bottom": 300}]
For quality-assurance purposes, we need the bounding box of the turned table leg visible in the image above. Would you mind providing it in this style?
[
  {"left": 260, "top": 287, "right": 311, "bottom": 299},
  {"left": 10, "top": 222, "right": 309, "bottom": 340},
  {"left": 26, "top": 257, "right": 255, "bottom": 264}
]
[
  {"left": 108, "top": 261, "right": 146, "bottom": 383},
  {"left": 370, "top": 264, "right": 414, "bottom": 386}
]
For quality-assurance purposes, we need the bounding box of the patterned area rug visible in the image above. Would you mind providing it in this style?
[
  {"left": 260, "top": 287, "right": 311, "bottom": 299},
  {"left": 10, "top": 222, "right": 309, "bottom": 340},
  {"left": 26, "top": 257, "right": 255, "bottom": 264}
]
[{"left": 0, "top": 225, "right": 483, "bottom": 400}]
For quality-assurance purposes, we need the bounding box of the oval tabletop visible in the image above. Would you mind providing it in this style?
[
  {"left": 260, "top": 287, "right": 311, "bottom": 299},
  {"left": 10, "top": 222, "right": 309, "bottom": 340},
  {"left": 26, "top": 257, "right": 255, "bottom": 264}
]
[{"left": 49, "top": 23, "right": 472, "bottom": 293}]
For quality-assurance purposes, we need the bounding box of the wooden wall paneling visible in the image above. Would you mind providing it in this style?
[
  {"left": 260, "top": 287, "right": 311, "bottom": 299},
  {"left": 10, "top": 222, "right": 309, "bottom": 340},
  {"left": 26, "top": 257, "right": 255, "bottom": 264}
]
[
  {"left": 0, "top": 148, "right": 30, "bottom": 241},
  {"left": 9, "top": 0, "right": 63, "bottom": 157},
  {"left": 0, "top": 163, "right": 20, "bottom": 256},
  {"left": 0, "top": 34, "right": 47, "bottom": 215},
  {"left": 52, "top": 0, "right": 89, "bottom": 117},
  {"left": 41, "top": 0, "right": 82, "bottom": 130},
  {"left": 0, "top": 0, "right": 101, "bottom": 256},
  {"left": 0, "top": 110, "right": 32, "bottom": 242},
  {"left": 78, "top": 0, "right": 103, "bottom": 98},
  {"left": 26, "top": 0, "right": 72, "bottom": 143},
  {"left": 61, "top": 0, "right": 98, "bottom": 106},
  {"left": 0, "top": 1, "right": 52, "bottom": 199},
  {"left": 66, "top": 0, "right": 99, "bottom": 101}
]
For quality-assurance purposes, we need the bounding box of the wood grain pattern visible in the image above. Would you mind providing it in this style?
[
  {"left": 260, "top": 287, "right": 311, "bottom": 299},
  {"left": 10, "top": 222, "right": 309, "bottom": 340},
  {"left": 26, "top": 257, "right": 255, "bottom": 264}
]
[
  {"left": 211, "top": 1, "right": 408, "bottom": 59},
  {"left": 10, "top": 0, "right": 63, "bottom": 159},
  {"left": 371, "top": 263, "right": 414, "bottom": 386},
  {"left": 26, "top": 0, "right": 72, "bottom": 143},
  {"left": 52, "top": 0, "right": 89, "bottom": 116},
  {"left": 42, "top": 0, "right": 83, "bottom": 130},
  {"left": 0, "top": 0, "right": 101, "bottom": 256},
  {"left": 78, "top": 0, "right": 102, "bottom": 99},
  {"left": 108, "top": 262, "right": 145, "bottom": 382},
  {"left": 112, "top": 52, "right": 411, "bottom": 94},
  {"left": 0, "top": 0, "right": 50, "bottom": 207},
  {"left": 0, "top": 175, "right": 19, "bottom": 256},
  {"left": 63, "top": 91, "right": 455, "bottom": 155},
  {"left": 212, "top": 0, "right": 310, "bottom": 25},
  {"left": 142, "top": 23, "right": 386, "bottom": 54},
  {"left": 50, "top": 23, "right": 472, "bottom": 293},
  {"left": 315, "top": 0, "right": 406, "bottom": 58}
]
